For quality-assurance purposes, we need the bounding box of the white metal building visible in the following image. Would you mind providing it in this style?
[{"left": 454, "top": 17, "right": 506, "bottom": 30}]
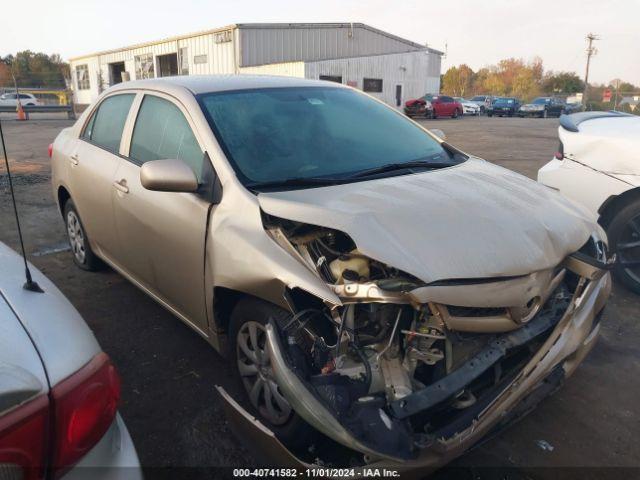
[{"left": 69, "top": 23, "right": 443, "bottom": 108}]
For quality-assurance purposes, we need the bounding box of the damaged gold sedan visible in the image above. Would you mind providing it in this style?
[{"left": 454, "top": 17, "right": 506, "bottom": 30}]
[{"left": 51, "top": 75, "right": 612, "bottom": 473}]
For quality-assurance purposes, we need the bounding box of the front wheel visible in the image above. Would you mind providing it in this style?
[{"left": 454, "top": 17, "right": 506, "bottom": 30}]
[
  {"left": 487, "top": 112, "right": 493, "bottom": 117},
  {"left": 230, "top": 297, "right": 316, "bottom": 443},
  {"left": 64, "top": 200, "right": 102, "bottom": 271},
  {"left": 452, "top": 109, "right": 458, "bottom": 118},
  {"left": 542, "top": 109, "right": 548, "bottom": 118},
  {"left": 606, "top": 199, "right": 640, "bottom": 294}
]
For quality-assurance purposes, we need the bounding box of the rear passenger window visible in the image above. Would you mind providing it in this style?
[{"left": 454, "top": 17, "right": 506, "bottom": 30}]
[
  {"left": 129, "top": 95, "right": 203, "bottom": 179},
  {"left": 82, "top": 94, "right": 134, "bottom": 153}
]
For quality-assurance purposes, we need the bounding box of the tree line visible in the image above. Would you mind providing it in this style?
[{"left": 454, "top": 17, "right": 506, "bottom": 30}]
[
  {"left": 0, "top": 51, "right": 70, "bottom": 89},
  {"left": 441, "top": 58, "right": 639, "bottom": 105}
]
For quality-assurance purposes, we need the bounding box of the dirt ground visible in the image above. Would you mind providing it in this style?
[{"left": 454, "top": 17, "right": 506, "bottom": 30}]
[{"left": 1, "top": 114, "right": 638, "bottom": 478}]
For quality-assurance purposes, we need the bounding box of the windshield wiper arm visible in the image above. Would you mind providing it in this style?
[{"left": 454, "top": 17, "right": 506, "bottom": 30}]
[
  {"left": 245, "top": 176, "right": 343, "bottom": 190},
  {"left": 346, "top": 160, "right": 456, "bottom": 179}
]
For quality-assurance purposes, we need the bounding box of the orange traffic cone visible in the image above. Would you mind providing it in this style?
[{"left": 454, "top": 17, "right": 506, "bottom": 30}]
[{"left": 16, "top": 102, "right": 26, "bottom": 121}]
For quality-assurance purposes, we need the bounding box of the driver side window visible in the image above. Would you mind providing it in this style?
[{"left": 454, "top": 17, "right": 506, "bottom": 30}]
[{"left": 129, "top": 95, "right": 204, "bottom": 180}]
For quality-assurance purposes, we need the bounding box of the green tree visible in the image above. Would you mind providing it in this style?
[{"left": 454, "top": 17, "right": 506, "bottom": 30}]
[
  {"left": 542, "top": 71, "right": 585, "bottom": 94},
  {"left": 1, "top": 51, "right": 69, "bottom": 88}
]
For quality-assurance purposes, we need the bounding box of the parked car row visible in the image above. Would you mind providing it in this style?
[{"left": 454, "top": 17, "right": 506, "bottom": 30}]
[
  {"left": 36, "top": 75, "right": 611, "bottom": 475},
  {"left": 405, "top": 93, "right": 583, "bottom": 120}
]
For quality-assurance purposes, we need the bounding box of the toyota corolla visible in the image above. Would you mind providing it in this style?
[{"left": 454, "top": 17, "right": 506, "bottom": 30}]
[{"left": 51, "top": 75, "right": 611, "bottom": 472}]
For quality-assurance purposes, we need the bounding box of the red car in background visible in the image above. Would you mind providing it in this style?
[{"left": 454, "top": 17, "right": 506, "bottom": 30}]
[{"left": 404, "top": 94, "right": 463, "bottom": 119}]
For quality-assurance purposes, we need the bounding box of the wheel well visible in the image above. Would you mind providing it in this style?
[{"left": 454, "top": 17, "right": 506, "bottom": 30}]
[
  {"left": 212, "top": 286, "right": 322, "bottom": 334},
  {"left": 212, "top": 287, "right": 248, "bottom": 334},
  {"left": 598, "top": 187, "right": 640, "bottom": 229},
  {"left": 57, "top": 186, "right": 70, "bottom": 215}
]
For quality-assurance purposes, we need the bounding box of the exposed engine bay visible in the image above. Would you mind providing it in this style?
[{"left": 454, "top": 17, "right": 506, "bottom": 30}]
[{"left": 261, "top": 213, "right": 610, "bottom": 463}]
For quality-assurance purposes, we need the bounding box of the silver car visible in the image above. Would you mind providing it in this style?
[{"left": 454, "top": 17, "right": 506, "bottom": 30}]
[
  {"left": 0, "top": 241, "right": 141, "bottom": 479},
  {"left": 51, "top": 75, "right": 611, "bottom": 473}
]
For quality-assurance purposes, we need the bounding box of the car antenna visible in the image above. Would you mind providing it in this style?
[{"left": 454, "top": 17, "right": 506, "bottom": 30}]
[{"left": 0, "top": 119, "right": 43, "bottom": 293}]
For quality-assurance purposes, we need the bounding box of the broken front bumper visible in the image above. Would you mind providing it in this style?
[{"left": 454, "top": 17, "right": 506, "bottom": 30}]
[{"left": 218, "top": 268, "right": 610, "bottom": 473}]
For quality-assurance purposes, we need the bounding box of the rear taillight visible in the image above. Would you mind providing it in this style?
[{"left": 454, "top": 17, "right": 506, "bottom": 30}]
[
  {"left": 47, "top": 144, "right": 53, "bottom": 158},
  {"left": 50, "top": 353, "right": 120, "bottom": 477},
  {"left": 554, "top": 141, "right": 564, "bottom": 160},
  {"left": 0, "top": 395, "right": 49, "bottom": 480}
]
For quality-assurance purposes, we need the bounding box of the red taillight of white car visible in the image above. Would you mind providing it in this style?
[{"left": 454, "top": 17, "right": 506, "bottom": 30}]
[
  {"left": 0, "top": 395, "right": 49, "bottom": 480},
  {"left": 0, "top": 353, "right": 121, "bottom": 480},
  {"left": 50, "top": 352, "right": 121, "bottom": 477},
  {"left": 48, "top": 144, "right": 53, "bottom": 158}
]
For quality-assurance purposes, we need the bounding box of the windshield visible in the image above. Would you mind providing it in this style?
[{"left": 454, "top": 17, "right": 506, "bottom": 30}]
[
  {"left": 494, "top": 98, "right": 514, "bottom": 105},
  {"left": 199, "top": 87, "right": 457, "bottom": 187},
  {"left": 533, "top": 97, "right": 550, "bottom": 104},
  {"left": 471, "top": 96, "right": 485, "bottom": 101}
]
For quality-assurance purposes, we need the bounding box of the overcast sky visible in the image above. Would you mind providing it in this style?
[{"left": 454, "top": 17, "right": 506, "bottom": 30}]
[{"left": 1, "top": 0, "right": 638, "bottom": 85}]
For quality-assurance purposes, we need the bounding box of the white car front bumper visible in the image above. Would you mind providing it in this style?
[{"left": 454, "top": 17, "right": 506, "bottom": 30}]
[{"left": 538, "top": 157, "right": 631, "bottom": 222}]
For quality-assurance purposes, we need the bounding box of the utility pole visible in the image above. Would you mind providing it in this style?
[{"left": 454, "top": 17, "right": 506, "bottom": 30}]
[{"left": 582, "top": 33, "right": 599, "bottom": 107}]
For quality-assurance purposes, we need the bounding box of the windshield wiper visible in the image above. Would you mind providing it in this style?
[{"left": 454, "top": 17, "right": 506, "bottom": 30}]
[
  {"left": 245, "top": 176, "right": 344, "bottom": 190},
  {"left": 346, "top": 159, "right": 457, "bottom": 179}
]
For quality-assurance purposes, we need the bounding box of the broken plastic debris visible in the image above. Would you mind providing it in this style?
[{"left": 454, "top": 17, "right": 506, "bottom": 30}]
[{"left": 536, "top": 440, "right": 554, "bottom": 452}]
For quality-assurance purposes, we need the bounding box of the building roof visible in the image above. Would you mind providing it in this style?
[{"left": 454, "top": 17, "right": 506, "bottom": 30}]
[{"left": 69, "top": 22, "right": 443, "bottom": 61}]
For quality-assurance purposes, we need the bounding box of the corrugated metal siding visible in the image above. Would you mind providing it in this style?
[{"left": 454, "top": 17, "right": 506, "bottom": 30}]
[
  {"left": 239, "top": 62, "right": 305, "bottom": 77},
  {"left": 239, "top": 25, "right": 424, "bottom": 67},
  {"left": 304, "top": 51, "right": 441, "bottom": 108},
  {"left": 69, "top": 30, "right": 237, "bottom": 103}
]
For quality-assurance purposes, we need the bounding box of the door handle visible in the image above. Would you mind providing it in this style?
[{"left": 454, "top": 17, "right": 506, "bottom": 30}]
[
  {"left": 70, "top": 154, "right": 79, "bottom": 166},
  {"left": 113, "top": 179, "right": 129, "bottom": 194}
]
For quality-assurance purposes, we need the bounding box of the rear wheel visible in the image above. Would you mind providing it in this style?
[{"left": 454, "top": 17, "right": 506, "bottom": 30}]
[
  {"left": 63, "top": 200, "right": 102, "bottom": 271},
  {"left": 230, "top": 297, "right": 315, "bottom": 443},
  {"left": 542, "top": 109, "right": 548, "bottom": 119},
  {"left": 607, "top": 199, "right": 640, "bottom": 294}
]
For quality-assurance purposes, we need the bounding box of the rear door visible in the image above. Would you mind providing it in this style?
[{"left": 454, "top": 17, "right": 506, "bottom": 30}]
[
  {"left": 68, "top": 93, "right": 135, "bottom": 261},
  {"left": 110, "top": 92, "right": 211, "bottom": 333}
]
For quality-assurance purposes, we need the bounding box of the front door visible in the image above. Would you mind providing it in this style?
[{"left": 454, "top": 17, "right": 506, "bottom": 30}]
[
  {"left": 395, "top": 85, "right": 403, "bottom": 107},
  {"left": 111, "top": 93, "right": 211, "bottom": 332},
  {"left": 69, "top": 93, "right": 135, "bottom": 261}
]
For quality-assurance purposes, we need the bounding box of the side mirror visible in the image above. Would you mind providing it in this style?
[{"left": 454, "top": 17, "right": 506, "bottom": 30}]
[
  {"left": 430, "top": 129, "right": 446, "bottom": 141},
  {"left": 140, "top": 159, "right": 198, "bottom": 193}
]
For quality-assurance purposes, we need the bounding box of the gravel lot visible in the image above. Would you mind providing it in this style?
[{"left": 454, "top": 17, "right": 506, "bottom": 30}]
[{"left": 1, "top": 115, "right": 638, "bottom": 478}]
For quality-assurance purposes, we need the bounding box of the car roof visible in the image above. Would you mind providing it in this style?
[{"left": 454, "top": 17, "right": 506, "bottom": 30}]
[{"left": 108, "top": 74, "right": 346, "bottom": 95}]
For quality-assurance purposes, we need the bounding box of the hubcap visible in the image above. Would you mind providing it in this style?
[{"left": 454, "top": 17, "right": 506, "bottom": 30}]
[
  {"left": 617, "top": 215, "right": 640, "bottom": 283},
  {"left": 66, "top": 211, "right": 86, "bottom": 264},
  {"left": 236, "top": 321, "right": 291, "bottom": 425}
]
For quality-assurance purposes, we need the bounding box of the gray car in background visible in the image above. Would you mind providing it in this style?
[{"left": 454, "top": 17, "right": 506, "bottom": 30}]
[{"left": 0, "top": 241, "right": 141, "bottom": 479}]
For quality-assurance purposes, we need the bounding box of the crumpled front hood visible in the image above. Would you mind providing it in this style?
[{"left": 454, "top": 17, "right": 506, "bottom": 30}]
[{"left": 258, "top": 159, "right": 596, "bottom": 283}]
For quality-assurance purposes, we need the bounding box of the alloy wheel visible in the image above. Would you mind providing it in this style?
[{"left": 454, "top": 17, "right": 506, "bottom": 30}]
[
  {"left": 236, "top": 321, "right": 292, "bottom": 425},
  {"left": 66, "top": 210, "right": 86, "bottom": 264},
  {"left": 617, "top": 215, "right": 640, "bottom": 284}
]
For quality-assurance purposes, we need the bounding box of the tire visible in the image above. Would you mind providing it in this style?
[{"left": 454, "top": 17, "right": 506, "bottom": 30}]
[
  {"left": 431, "top": 111, "right": 437, "bottom": 119},
  {"left": 229, "top": 297, "right": 316, "bottom": 444},
  {"left": 606, "top": 199, "right": 640, "bottom": 294},
  {"left": 487, "top": 112, "right": 493, "bottom": 117},
  {"left": 543, "top": 109, "right": 548, "bottom": 119},
  {"left": 63, "top": 199, "right": 102, "bottom": 271},
  {"left": 480, "top": 106, "right": 485, "bottom": 114},
  {"left": 452, "top": 109, "right": 458, "bottom": 119}
]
